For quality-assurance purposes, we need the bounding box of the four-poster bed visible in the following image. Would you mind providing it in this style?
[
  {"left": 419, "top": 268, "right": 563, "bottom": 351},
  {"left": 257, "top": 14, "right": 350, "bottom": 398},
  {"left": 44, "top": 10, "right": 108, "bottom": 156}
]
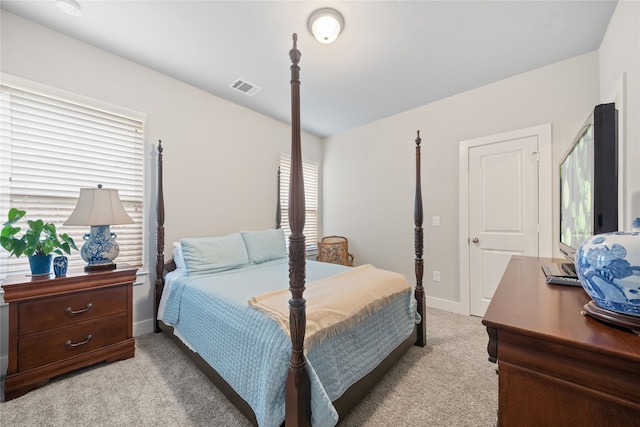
[{"left": 153, "top": 34, "right": 426, "bottom": 426}]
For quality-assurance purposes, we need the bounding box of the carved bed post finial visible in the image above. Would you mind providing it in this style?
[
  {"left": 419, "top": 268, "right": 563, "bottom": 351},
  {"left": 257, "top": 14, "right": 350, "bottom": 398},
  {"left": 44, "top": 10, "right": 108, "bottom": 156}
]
[
  {"left": 289, "top": 33, "right": 301, "bottom": 72},
  {"left": 285, "top": 33, "right": 311, "bottom": 426},
  {"left": 414, "top": 131, "right": 427, "bottom": 347},
  {"left": 154, "top": 140, "right": 165, "bottom": 333}
]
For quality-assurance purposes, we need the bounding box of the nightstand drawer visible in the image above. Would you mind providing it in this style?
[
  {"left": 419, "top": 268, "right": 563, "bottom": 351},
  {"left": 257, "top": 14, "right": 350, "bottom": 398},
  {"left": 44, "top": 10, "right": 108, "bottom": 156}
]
[
  {"left": 18, "top": 313, "right": 128, "bottom": 371},
  {"left": 19, "top": 286, "right": 127, "bottom": 335}
]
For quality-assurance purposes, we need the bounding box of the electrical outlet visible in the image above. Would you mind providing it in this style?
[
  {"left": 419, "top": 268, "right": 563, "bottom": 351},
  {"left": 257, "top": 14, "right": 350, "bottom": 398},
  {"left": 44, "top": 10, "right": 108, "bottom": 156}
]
[
  {"left": 432, "top": 215, "right": 440, "bottom": 226},
  {"left": 432, "top": 270, "right": 441, "bottom": 282}
]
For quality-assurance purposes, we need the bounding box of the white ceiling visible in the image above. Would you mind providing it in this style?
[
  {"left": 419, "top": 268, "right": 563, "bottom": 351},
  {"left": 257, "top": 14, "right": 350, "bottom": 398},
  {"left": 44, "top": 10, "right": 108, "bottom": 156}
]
[{"left": 1, "top": 1, "right": 617, "bottom": 138}]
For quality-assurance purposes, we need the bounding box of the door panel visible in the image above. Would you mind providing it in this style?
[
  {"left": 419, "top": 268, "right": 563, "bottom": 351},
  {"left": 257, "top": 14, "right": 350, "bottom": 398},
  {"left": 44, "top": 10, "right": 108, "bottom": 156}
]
[{"left": 469, "top": 136, "right": 539, "bottom": 316}]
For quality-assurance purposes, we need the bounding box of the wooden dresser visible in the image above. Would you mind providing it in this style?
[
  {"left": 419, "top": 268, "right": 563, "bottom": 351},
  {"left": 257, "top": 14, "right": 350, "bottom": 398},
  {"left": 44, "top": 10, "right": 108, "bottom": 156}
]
[
  {"left": 2, "top": 264, "right": 136, "bottom": 401},
  {"left": 482, "top": 256, "right": 640, "bottom": 426}
]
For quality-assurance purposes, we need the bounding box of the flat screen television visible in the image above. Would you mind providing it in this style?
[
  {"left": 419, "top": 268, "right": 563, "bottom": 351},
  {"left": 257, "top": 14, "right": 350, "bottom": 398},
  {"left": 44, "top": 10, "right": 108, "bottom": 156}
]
[{"left": 559, "top": 103, "right": 618, "bottom": 263}]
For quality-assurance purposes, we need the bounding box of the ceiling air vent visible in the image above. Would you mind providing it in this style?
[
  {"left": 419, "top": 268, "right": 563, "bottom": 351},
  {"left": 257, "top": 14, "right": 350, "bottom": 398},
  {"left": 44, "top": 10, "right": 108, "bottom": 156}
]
[{"left": 229, "top": 78, "right": 262, "bottom": 96}]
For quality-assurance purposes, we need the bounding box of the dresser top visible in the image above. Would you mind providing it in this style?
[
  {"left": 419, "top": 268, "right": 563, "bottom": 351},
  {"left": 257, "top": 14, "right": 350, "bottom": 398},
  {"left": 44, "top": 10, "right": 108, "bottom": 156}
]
[
  {"left": 1, "top": 264, "right": 137, "bottom": 302},
  {"left": 482, "top": 256, "right": 640, "bottom": 362}
]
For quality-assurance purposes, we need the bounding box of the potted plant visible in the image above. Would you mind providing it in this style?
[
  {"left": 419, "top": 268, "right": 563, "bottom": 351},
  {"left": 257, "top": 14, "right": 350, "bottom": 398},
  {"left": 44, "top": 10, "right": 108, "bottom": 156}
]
[{"left": 1, "top": 208, "right": 78, "bottom": 276}]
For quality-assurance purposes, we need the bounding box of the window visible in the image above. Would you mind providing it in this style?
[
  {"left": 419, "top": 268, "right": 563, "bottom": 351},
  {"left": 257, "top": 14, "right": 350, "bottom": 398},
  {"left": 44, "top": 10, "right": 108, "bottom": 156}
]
[
  {"left": 0, "top": 80, "right": 144, "bottom": 279},
  {"left": 279, "top": 154, "right": 319, "bottom": 252}
]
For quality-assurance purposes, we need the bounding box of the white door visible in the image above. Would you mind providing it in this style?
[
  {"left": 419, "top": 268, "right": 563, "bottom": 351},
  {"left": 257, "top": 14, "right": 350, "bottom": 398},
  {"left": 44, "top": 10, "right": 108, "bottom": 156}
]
[{"left": 468, "top": 136, "right": 540, "bottom": 316}]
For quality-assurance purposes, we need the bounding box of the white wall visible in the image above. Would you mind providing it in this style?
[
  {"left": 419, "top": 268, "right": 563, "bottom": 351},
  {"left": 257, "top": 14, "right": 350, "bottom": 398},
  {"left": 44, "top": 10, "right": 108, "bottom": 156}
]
[
  {"left": 323, "top": 52, "right": 600, "bottom": 311},
  {"left": 0, "top": 11, "right": 322, "bottom": 373},
  {"left": 323, "top": 0, "right": 640, "bottom": 313},
  {"left": 598, "top": 1, "right": 640, "bottom": 229}
]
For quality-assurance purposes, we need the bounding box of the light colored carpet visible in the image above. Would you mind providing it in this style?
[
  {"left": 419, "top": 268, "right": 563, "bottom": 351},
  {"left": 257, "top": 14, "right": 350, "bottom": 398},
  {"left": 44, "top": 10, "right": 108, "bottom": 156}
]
[{"left": 0, "top": 308, "right": 497, "bottom": 426}]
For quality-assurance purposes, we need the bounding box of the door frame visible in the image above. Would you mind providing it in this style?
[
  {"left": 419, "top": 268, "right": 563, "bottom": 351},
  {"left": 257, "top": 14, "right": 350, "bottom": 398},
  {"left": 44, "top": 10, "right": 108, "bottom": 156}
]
[{"left": 459, "top": 124, "right": 553, "bottom": 315}]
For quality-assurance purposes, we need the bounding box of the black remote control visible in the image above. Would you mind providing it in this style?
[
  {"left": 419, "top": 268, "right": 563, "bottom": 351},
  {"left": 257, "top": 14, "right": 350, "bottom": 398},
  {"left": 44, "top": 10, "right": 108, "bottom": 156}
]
[{"left": 545, "top": 276, "right": 582, "bottom": 287}]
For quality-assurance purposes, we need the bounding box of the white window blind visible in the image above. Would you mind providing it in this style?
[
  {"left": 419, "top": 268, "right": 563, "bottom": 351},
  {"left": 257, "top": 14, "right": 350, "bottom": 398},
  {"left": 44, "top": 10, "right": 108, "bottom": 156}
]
[
  {"left": 279, "top": 154, "right": 319, "bottom": 251},
  {"left": 0, "top": 84, "right": 144, "bottom": 279}
]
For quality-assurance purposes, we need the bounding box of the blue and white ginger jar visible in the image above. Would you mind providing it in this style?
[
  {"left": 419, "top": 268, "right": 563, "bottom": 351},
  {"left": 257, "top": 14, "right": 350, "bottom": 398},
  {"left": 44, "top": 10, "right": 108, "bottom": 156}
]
[
  {"left": 575, "top": 231, "right": 640, "bottom": 317},
  {"left": 81, "top": 225, "right": 120, "bottom": 266}
]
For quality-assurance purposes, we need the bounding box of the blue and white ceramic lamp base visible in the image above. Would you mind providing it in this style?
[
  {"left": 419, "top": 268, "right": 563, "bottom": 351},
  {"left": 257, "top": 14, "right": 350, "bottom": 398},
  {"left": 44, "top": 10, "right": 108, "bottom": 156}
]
[
  {"left": 575, "top": 226, "right": 640, "bottom": 334},
  {"left": 81, "top": 225, "right": 120, "bottom": 271}
]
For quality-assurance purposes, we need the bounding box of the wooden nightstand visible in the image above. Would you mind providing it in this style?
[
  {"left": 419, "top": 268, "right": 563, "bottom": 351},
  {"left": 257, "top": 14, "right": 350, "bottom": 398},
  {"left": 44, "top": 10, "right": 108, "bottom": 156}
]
[{"left": 2, "top": 264, "right": 137, "bottom": 401}]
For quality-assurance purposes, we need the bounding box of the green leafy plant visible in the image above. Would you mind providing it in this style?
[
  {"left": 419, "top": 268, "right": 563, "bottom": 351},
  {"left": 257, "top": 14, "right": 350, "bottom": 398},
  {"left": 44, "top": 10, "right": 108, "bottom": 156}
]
[{"left": 0, "top": 208, "right": 78, "bottom": 257}]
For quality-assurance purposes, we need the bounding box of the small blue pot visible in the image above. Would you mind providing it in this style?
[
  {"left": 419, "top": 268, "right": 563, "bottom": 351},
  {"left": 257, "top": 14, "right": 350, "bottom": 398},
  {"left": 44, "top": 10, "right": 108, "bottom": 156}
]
[
  {"left": 53, "top": 255, "right": 68, "bottom": 277},
  {"left": 28, "top": 254, "right": 52, "bottom": 276}
]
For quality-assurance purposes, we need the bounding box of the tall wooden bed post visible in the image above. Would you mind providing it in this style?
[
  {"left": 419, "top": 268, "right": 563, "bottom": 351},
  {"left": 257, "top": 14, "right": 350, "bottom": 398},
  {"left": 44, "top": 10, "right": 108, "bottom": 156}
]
[
  {"left": 154, "top": 140, "right": 165, "bottom": 333},
  {"left": 285, "top": 33, "right": 311, "bottom": 426},
  {"left": 414, "top": 131, "right": 427, "bottom": 347}
]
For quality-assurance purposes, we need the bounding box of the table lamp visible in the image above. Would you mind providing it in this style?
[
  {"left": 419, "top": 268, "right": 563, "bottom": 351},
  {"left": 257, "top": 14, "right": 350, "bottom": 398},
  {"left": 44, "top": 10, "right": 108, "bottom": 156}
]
[{"left": 64, "top": 185, "right": 134, "bottom": 271}]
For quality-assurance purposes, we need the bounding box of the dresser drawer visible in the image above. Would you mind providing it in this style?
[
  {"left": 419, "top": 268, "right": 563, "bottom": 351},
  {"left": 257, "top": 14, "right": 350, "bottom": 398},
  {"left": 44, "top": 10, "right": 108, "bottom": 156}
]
[
  {"left": 18, "top": 313, "right": 128, "bottom": 371},
  {"left": 19, "top": 286, "right": 127, "bottom": 335}
]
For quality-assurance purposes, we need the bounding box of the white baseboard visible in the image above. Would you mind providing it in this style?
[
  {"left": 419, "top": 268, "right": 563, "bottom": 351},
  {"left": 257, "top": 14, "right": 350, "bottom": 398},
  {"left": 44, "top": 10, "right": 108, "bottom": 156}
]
[
  {"left": 426, "top": 296, "right": 470, "bottom": 316},
  {"left": 133, "top": 318, "right": 155, "bottom": 337}
]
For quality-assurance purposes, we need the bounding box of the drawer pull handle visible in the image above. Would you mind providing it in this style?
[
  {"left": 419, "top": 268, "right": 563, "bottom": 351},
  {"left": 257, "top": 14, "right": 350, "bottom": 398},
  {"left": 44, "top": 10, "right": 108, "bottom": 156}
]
[
  {"left": 65, "top": 334, "right": 93, "bottom": 347},
  {"left": 66, "top": 303, "right": 93, "bottom": 314}
]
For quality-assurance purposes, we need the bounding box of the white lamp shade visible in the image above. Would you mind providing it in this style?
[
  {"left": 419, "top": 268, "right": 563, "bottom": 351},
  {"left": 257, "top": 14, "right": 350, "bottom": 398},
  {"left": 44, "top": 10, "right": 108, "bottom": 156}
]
[
  {"left": 308, "top": 8, "right": 344, "bottom": 44},
  {"left": 64, "top": 187, "right": 134, "bottom": 226}
]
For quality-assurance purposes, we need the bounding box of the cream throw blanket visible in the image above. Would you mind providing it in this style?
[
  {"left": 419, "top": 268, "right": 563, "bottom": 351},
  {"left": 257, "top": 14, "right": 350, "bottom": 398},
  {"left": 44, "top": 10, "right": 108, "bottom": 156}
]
[{"left": 248, "top": 264, "right": 411, "bottom": 347}]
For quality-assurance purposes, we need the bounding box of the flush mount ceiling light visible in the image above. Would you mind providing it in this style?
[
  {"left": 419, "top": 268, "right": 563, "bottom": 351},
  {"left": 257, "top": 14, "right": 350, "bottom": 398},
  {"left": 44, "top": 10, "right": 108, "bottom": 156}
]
[
  {"left": 56, "top": 0, "right": 82, "bottom": 17},
  {"left": 307, "top": 8, "right": 344, "bottom": 44}
]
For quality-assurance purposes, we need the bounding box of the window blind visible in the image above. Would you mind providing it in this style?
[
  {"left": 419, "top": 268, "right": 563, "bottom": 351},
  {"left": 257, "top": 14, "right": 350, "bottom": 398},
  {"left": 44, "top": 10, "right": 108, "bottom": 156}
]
[
  {"left": 279, "top": 154, "right": 319, "bottom": 251},
  {"left": 0, "top": 84, "right": 144, "bottom": 278}
]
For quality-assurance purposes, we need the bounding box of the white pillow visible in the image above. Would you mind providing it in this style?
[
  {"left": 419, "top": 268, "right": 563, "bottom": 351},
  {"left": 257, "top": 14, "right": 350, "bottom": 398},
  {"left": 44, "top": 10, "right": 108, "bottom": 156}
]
[
  {"left": 172, "top": 242, "right": 186, "bottom": 270},
  {"left": 241, "top": 228, "right": 287, "bottom": 264},
  {"left": 181, "top": 233, "right": 249, "bottom": 276}
]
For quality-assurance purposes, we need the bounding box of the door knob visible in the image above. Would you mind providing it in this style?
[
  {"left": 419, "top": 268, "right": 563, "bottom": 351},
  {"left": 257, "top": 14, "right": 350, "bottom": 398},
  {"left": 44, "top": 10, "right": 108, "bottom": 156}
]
[{"left": 471, "top": 237, "right": 479, "bottom": 243}]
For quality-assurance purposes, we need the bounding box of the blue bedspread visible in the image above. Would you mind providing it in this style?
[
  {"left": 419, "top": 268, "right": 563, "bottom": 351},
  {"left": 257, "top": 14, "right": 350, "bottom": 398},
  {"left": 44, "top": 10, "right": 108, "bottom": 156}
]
[{"left": 161, "top": 259, "right": 416, "bottom": 427}]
